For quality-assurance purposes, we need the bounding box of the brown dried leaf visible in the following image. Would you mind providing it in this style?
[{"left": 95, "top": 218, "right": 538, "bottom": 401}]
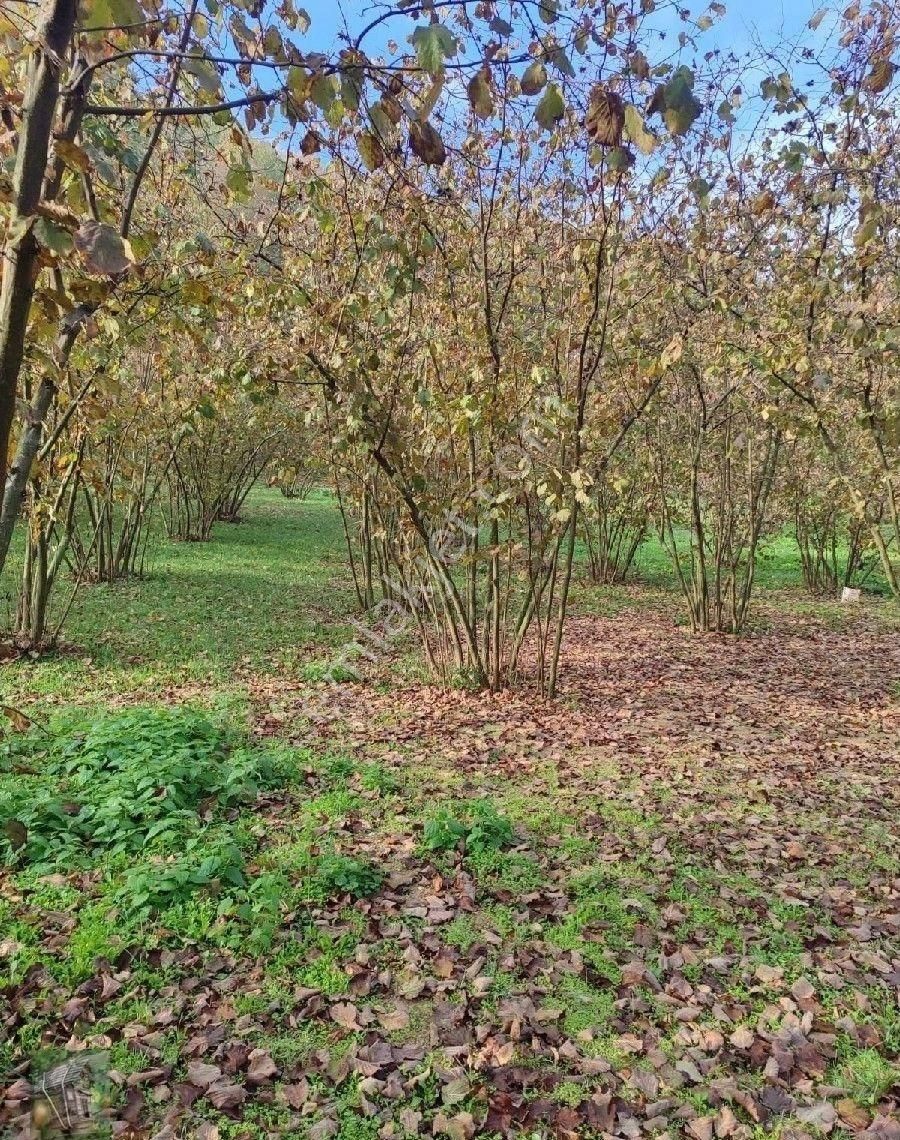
[
  {"left": 206, "top": 1080, "right": 246, "bottom": 1110},
  {"left": 187, "top": 1062, "right": 222, "bottom": 1088},
  {"left": 836, "top": 1099, "right": 871, "bottom": 1131},
  {"left": 245, "top": 1049, "right": 278, "bottom": 1084},
  {"left": 729, "top": 1026, "right": 755, "bottom": 1050},
  {"left": 281, "top": 1079, "right": 310, "bottom": 1109},
  {"left": 585, "top": 85, "right": 625, "bottom": 147},
  {"left": 408, "top": 120, "right": 446, "bottom": 166},
  {"left": 791, "top": 977, "right": 815, "bottom": 1001},
  {"left": 74, "top": 222, "right": 134, "bottom": 276},
  {"left": 687, "top": 1115, "right": 715, "bottom": 1140},
  {"left": 378, "top": 1006, "right": 410, "bottom": 1031},
  {"left": 433, "top": 954, "right": 454, "bottom": 979},
  {"left": 330, "top": 1001, "right": 361, "bottom": 1030}
]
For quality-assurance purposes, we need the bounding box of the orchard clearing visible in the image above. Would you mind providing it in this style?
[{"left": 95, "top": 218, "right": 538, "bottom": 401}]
[{"left": 1, "top": 491, "right": 898, "bottom": 1140}]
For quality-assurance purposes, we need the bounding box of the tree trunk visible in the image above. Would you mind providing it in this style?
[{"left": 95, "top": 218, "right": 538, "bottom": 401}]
[
  {"left": 0, "top": 0, "right": 79, "bottom": 575},
  {"left": 0, "top": 377, "right": 54, "bottom": 567}
]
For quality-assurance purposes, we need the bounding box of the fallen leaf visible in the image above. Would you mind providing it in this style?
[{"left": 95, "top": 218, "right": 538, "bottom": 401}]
[
  {"left": 755, "top": 964, "right": 783, "bottom": 984},
  {"left": 206, "top": 1080, "right": 246, "bottom": 1111},
  {"left": 379, "top": 1006, "right": 410, "bottom": 1031},
  {"left": 791, "top": 977, "right": 816, "bottom": 1001},
  {"left": 308, "top": 1118, "right": 339, "bottom": 1140},
  {"left": 434, "top": 954, "right": 454, "bottom": 979},
  {"left": 245, "top": 1049, "right": 278, "bottom": 1083},
  {"left": 729, "top": 1026, "right": 755, "bottom": 1049},
  {"left": 836, "top": 1099, "right": 870, "bottom": 1131},
  {"left": 687, "top": 1115, "right": 715, "bottom": 1140},
  {"left": 187, "top": 1062, "right": 222, "bottom": 1088},
  {"left": 282, "top": 1080, "right": 311, "bottom": 1108},
  {"left": 330, "top": 1001, "right": 361, "bottom": 1030},
  {"left": 796, "top": 1102, "right": 838, "bottom": 1132},
  {"left": 441, "top": 1075, "right": 470, "bottom": 1106}
]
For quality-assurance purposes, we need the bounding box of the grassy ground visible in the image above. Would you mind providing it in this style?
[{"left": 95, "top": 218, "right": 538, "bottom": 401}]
[
  {"left": 0, "top": 490, "right": 355, "bottom": 706},
  {"left": 1, "top": 490, "right": 898, "bottom": 1140},
  {"left": 1, "top": 488, "right": 889, "bottom": 704}
]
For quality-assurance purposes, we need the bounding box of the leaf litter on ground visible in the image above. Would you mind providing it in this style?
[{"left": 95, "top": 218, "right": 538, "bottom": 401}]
[{"left": 2, "top": 602, "right": 899, "bottom": 1139}]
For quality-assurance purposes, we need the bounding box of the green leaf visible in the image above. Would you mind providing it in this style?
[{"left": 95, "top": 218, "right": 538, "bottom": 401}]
[
  {"left": 716, "top": 98, "right": 735, "bottom": 124},
  {"left": 182, "top": 54, "right": 222, "bottom": 96},
  {"left": 287, "top": 66, "right": 310, "bottom": 102},
  {"left": 262, "top": 25, "right": 283, "bottom": 56},
  {"left": 410, "top": 24, "right": 458, "bottom": 75},
  {"left": 535, "top": 82, "right": 565, "bottom": 130},
  {"left": 760, "top": 72, "right": 793, "bottom": 104},
  {"left": 606, "top": 145, "right": 635, "bottom": 172},
  {"left": 341, "top": 73, "right": 362, "bottom": 112},
  {"left": 538, "top": 0, "right": 559, "bottom": 23},
  {"left": 324, "top": 97, "right": 346, "bottom": 130},
  {"left": 520, "top": 60, "right": 547, "bottom": 96},
  {"left": 546, "top": 44, "right": 574, "bottom": 78},
  {"left": 624, "top": 103, "right": 657, "bottom": 155},
  {"left": 79, "top": 0, "right": 142, "bottom": 32},
  {"left": 467, "top": 70, "right": 493, "bottom": 120},
  {"left": 34, "top": 218, "right": 74, "bottom": 256},
  {"left": 369, "top": 102, "right": 399, "bottom": 145},
  {"left": 690, "top": 176, "right": 712, "bottom": 204},
  {"left": 310, "top": 73, "right": 339, "bottom": 112},
  {"left": 225, "top": 164, "right": 252, "bottom": 201},
  {"left": 357, "top": 132, "right": 384, "bottom": 171},
  {"left": 660, "top": 66, "right": 701, "bottom": 136}
]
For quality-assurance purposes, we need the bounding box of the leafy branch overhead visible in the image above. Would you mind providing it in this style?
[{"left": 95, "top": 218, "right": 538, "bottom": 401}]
[{"left": 0, "top": 0, "right": 724, "bottom": 531}]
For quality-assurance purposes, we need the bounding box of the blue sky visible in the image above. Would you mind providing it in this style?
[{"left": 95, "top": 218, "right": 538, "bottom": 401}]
[
  {"left": 695, "top": 0, "right": 828, "bottom": 56},
  {"left": 296, "top": 0, "right": 829, "bottom": 58}
]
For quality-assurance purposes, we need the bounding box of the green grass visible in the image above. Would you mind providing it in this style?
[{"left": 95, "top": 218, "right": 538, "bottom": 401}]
[
  {"left": 1, "top": 488, "right": 353, "bottom": 706},
  {"left": 5, "top": 490, "right": 895, "bottom": 714},
  {"left": 576, "top": 524, "right": 892, "bottom": 594},
  {"left": 834, "top": 1049, "right": 898, "bottom": 1105},
  {"left": 2, "top": 485, "right": 898, "bottom": 1140}
]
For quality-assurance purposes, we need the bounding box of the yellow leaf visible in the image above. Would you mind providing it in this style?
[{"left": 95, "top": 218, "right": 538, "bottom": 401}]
[
  {"left": 660, "top": 334, "right": 683, "bottom": 369},
  {"left": 1, "top": 705, "right": 30, "bottom": 733}
]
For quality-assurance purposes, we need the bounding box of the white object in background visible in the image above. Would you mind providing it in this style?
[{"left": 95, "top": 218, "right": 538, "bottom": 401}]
[{"left": 840, "top": 587, "right": 861, "bottom": 603}]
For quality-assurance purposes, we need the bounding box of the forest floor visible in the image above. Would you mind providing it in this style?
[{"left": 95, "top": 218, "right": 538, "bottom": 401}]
[{"left": 1, "top": 491, "right": 899, "bottom": 1140}]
